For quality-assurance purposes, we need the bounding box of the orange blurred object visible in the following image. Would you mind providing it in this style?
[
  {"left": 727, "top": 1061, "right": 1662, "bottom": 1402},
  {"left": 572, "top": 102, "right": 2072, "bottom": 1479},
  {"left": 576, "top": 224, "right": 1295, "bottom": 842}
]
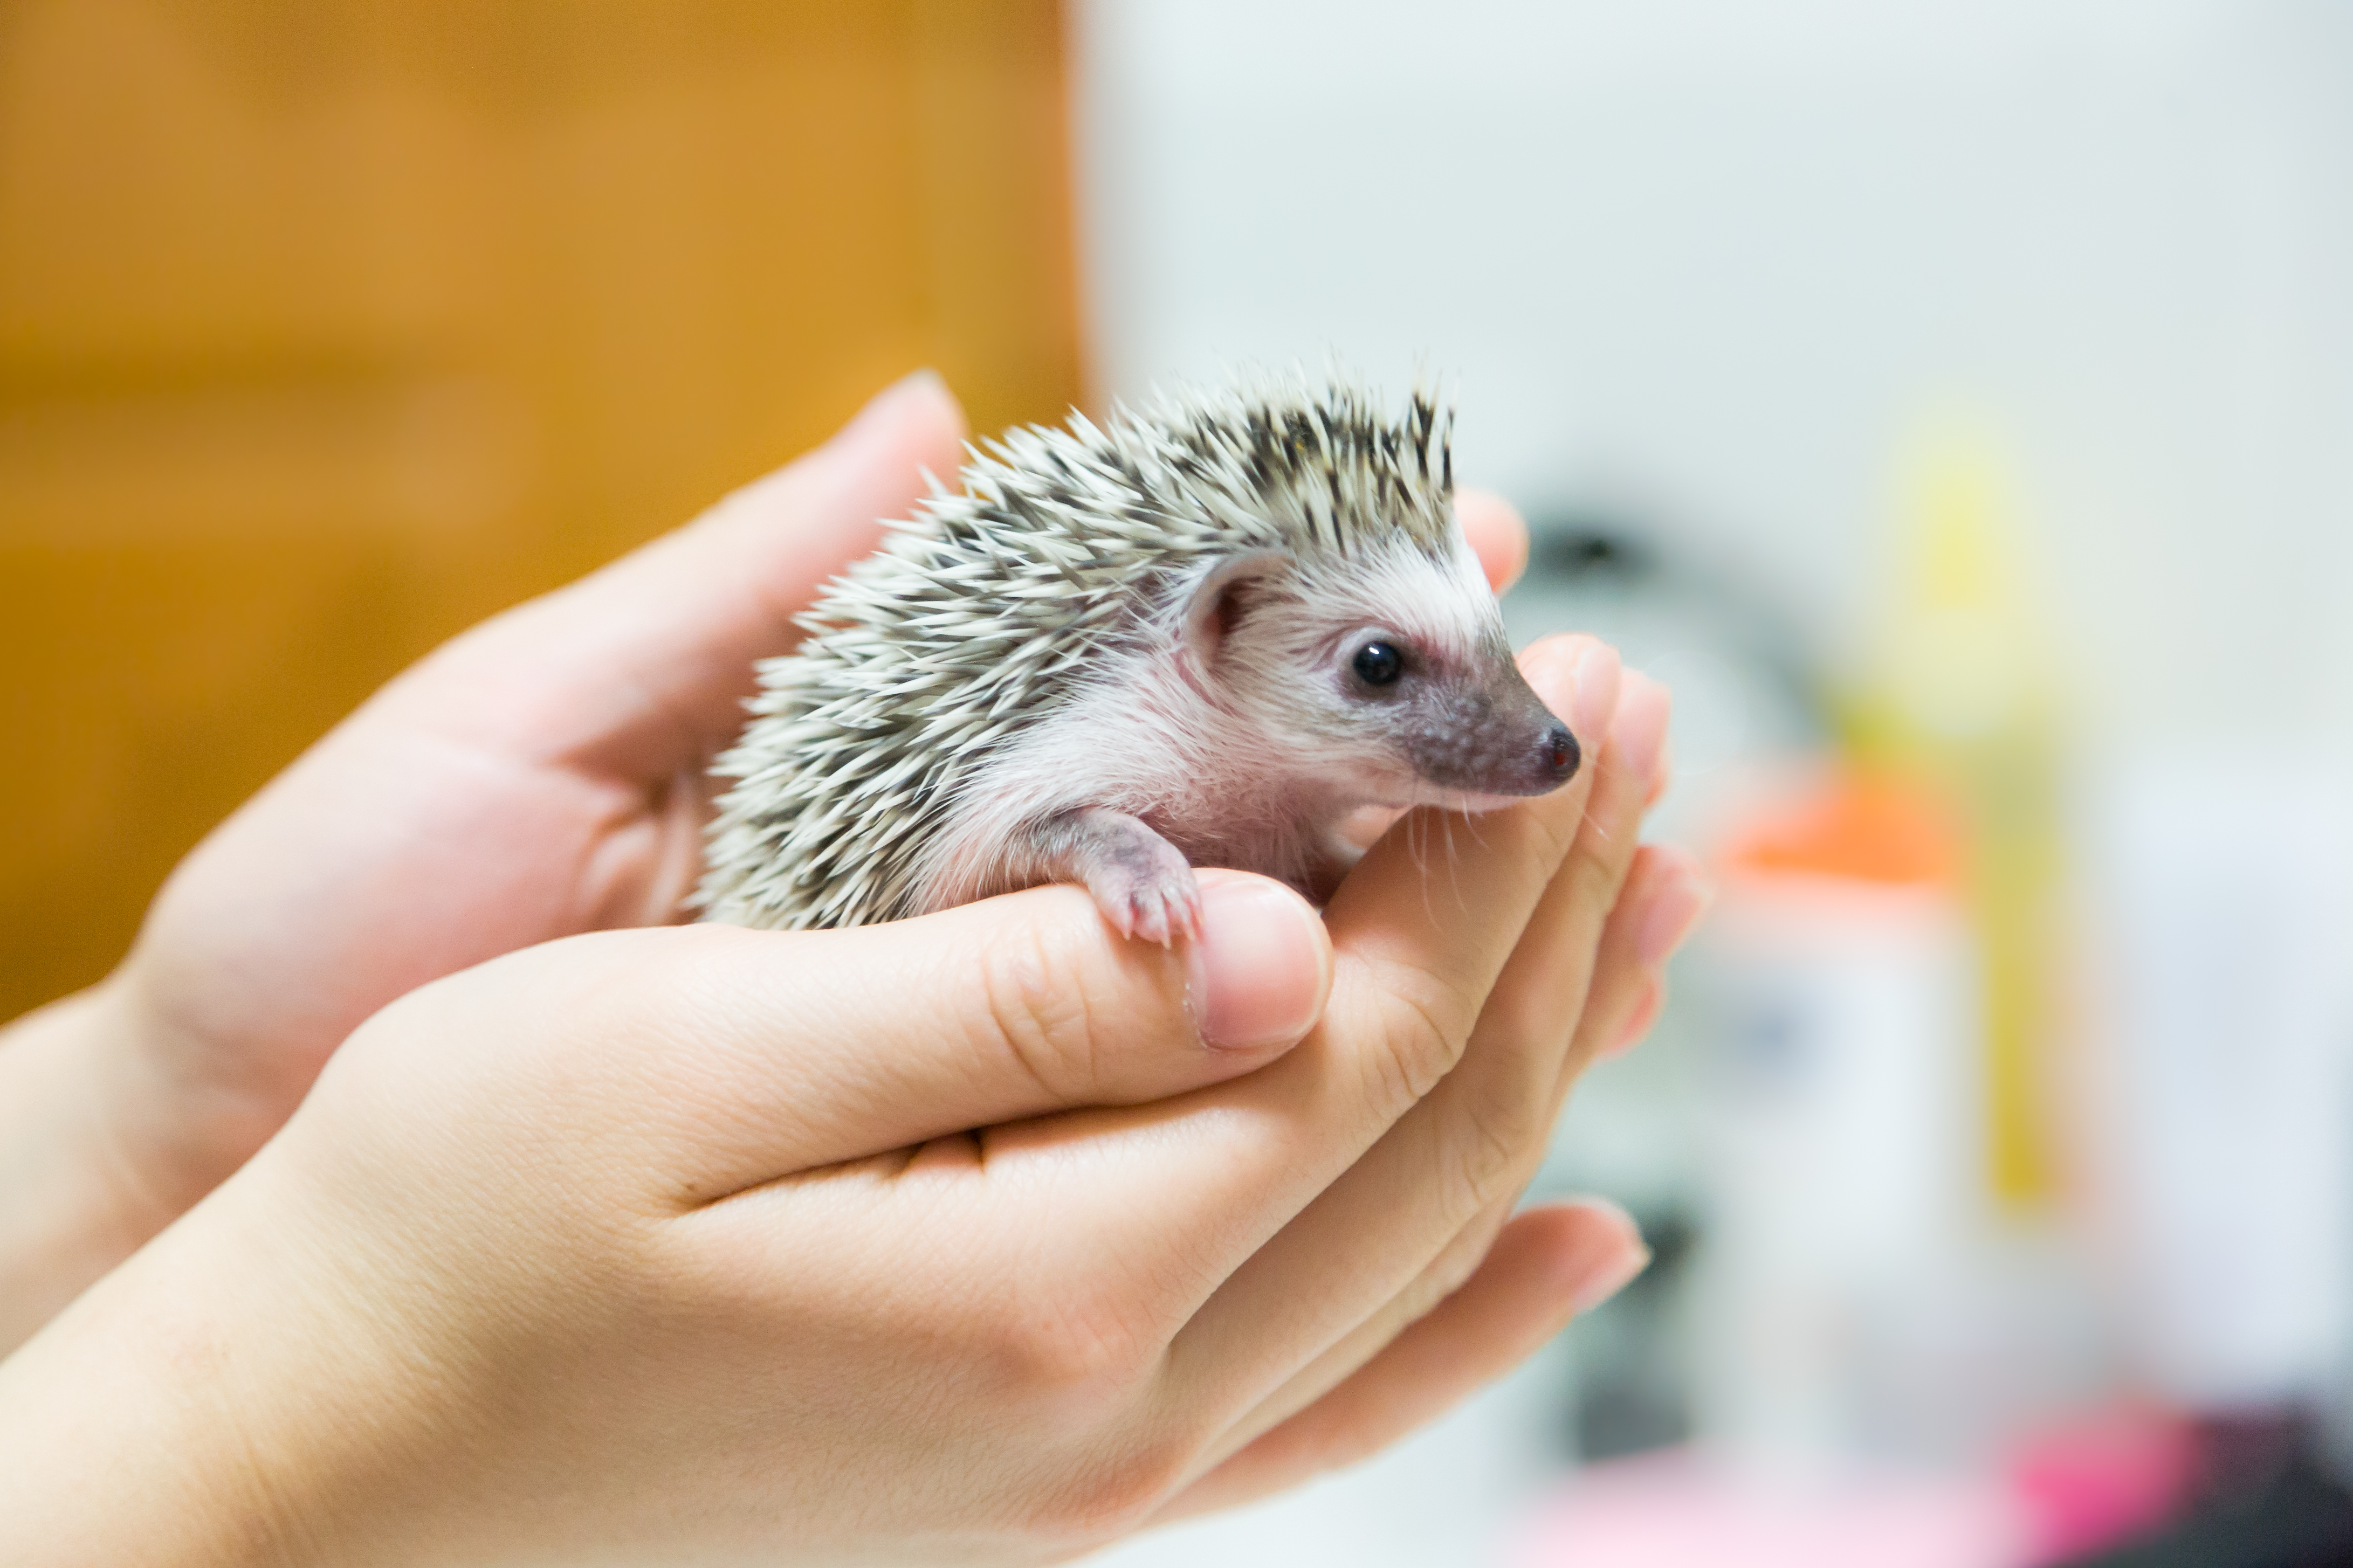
[{"left": 1719, "top": 770, "right": 1964, "bottom": 890}]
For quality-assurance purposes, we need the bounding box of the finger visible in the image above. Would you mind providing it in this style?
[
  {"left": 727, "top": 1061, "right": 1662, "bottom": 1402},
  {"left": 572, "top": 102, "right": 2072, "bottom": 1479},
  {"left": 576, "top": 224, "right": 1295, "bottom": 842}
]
[
  {"left": 604, "top": 871, "right": 1329, "bottom": 1199},
  {"left": 1207, "top": 826, "right": 1700, "bottom": 1455},
  {"left": 1155, "top": 1201, "right": 1648, "bottom": 1523},
  {"left": 388, "top": 370, "right": 970, "bottom": 775},
  {"left": 1572, "top": 841, "right": 1709, "bottom": 1073},
  {"left": 1454, "top": 488, "right": 1529, "bottom": 593},
  {"left": 1168, "top": 666, "right": 1667, "bottom": 1427},
  {"left": 364, "top": 868, "right": 1332, "bottom": 1205},
  {"left": 1393, "top": 844, "right": 1708, "bottom": 1331}
]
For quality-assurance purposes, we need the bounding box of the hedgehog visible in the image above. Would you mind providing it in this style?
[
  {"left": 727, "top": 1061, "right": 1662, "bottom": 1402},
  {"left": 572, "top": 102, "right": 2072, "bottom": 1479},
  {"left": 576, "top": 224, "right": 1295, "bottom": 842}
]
[{"left": 695, "top": 376, "right": 1581, "bottom": 943}]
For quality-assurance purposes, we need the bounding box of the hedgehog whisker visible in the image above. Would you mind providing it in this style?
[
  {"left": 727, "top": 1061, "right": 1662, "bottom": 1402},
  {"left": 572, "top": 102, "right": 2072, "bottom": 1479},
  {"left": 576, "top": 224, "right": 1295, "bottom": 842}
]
[
  {"left": 1442, "top": 807, "right": 1470, "bottom": 918},
  {"left": 1412, "top": 809, "right": 1437, "bottom": 927},
  {"left": 1455, "top": 796, "right": 1491, "bottom": 856}
]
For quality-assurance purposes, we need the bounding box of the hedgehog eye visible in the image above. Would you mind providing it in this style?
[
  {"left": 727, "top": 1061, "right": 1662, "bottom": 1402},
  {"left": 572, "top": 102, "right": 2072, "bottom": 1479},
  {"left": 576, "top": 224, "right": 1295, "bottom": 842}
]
[{"left": 1350, "top": 640, "right": 1406, "bottom": 688}]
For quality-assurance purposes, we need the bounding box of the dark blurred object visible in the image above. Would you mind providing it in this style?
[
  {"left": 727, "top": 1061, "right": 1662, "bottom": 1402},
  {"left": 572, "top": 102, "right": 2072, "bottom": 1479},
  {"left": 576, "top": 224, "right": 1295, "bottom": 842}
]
[
  {"left": 0, "top": 0, "right": 1084, "bottom": 1019},
  {"left": 1508, "top": 512, "right": 1827, "bottom": 771},
  {"left": 2060, "top": 1415, "right": 2353, "bottom": 1568},
  {"left": 1510, "top": 515, "right": 1826, "bottom": 1468},
  {"left": 1531, "top": 521, "right": 1656, "bottom": 585},
  {"left": 1568, "top": 1206, "right": 1697, "bottom": 1463}
]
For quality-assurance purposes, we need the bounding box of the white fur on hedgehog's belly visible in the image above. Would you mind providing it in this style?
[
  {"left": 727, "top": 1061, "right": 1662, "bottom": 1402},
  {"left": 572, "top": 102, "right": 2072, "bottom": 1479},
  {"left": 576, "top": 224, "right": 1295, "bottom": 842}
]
[{"left": 908, "top": 659, "right": 1353, "bottom": 913}]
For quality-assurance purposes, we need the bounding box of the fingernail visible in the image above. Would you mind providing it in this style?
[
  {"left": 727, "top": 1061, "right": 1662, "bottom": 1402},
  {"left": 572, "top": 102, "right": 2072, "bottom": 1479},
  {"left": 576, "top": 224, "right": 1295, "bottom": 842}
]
[
  {"left": 1187, "top": 876, "right": 1331, "bottom": 1049},
  {"left": 824, "top": 368, "right": 951, "bottom": 459},
  {"left": 1609, "top": 670, "right": 1672, "bottom": 788},
  {"left": 1570, "top": 642, "right": 1622, "bottom": 756},
  {"left": 1564, "top": 1199, "right": 1653, "bottom": 1315},
  {"left": 1635, "top": 867, "right": 1714, "bottom": 970}
]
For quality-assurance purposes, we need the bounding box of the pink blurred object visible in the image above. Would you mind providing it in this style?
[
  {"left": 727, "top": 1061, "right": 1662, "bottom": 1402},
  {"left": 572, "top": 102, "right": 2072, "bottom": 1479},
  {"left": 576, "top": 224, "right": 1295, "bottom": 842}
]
[
  {"left": 1503, "top": 1452, "right": 2032, "bottom": 1568},
  {"left": 2007, "top": 1407, "right": 2196, "bottom": 1563},
  {"left": 1507, "top": 1415, "right": 2196, "bottom": 1568}
]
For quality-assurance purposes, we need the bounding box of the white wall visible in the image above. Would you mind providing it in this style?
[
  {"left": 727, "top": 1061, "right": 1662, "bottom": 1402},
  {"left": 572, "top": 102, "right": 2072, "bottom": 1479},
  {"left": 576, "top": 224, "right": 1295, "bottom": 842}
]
[{"left": 1070, "top": 0, "right": 2353, "bottom": 754}]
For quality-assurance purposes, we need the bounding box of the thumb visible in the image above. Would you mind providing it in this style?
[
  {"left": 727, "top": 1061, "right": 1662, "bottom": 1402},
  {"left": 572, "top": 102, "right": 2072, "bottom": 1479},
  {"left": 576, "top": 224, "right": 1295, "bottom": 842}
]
[{"left": 595, "top": 872, "right": 1332, "bottom": 1198}]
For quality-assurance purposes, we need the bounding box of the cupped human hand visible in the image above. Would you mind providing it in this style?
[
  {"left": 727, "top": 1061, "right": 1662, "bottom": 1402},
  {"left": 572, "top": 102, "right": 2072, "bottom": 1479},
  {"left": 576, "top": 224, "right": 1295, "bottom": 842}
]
[
  {"left": 0, "top": 637, "right": 1690, "bottom": 1567},
  {"left": 56, "top": 374, "right": 1544, "bottom": 1272},
  {"left": 77, "top": 372, "right": 966, "bottom": 1240}
]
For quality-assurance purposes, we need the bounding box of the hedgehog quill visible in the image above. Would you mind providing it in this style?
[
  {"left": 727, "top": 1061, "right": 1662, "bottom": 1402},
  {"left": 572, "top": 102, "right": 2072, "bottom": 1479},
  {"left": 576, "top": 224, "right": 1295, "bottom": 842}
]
[{"left": 697, "top": 377, "right": 1581, "bottom": 942}]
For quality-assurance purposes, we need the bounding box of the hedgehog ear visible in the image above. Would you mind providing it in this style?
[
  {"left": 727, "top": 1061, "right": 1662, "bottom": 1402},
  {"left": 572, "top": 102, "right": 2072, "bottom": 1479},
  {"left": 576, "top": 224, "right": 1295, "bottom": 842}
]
[{"left": 1182, "top": 550, "right": 1290, "bottom": 683}]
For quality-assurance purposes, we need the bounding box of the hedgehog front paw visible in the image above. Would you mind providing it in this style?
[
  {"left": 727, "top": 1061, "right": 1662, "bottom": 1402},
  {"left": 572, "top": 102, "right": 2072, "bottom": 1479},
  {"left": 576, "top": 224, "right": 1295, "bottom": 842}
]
[
  {"left": 1103, "top": 861, "right": 1204, "bottom": 948},
  {"left": 1086, "top": 834, "right": 1202, "bottom": 948},
  {"left": 1033, "top": 807, "right": 1203, "bottom": 948}
]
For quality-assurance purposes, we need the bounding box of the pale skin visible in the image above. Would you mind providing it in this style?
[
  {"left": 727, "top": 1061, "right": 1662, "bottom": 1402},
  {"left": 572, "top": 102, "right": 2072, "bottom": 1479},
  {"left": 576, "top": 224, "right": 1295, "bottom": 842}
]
[{"left": 0, "top": 371, "right": 1711, "bottom": 1564}]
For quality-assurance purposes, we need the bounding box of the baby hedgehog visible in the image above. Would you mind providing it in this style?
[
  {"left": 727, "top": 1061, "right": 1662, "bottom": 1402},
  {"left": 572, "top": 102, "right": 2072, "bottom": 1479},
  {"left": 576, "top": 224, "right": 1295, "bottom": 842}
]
[{"left": 696, "top": 377, "right": 1580, "bottom": 942}]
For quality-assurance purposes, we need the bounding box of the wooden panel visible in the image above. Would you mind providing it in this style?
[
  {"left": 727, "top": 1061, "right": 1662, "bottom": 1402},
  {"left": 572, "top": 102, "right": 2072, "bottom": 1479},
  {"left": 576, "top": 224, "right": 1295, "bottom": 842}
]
[{"left": 0, "top": 0, "right": 1084, "bottom": 1018}]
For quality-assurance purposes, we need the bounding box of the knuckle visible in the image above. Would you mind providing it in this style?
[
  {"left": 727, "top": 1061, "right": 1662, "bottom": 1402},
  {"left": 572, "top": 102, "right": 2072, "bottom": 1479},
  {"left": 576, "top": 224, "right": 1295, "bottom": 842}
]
[
  {"left": 1567, "top": 828, "right": 1632, "bottom": 909},
  {"left": 979, "top": 1270, "right": 1160, "bottom": 1411},
  {"left": 1446, "top": 1081, "right": 1530, "bottom": 1221},
  {"left": 1481, "top": 976, "right": 1577, "bottom": 1074},
  {"left": 1519, "top": 786, "right": 1586, "bottom": 869},
  {"left": 974, "top": 918, "right": 1112, "bottom": 1101},
  {"left": 1394, "top": 1244, "right": 1477, "bottom": 1332},
  {"left": 1377, "top": 1210, "right": 1515, "bottom": 1356},
  {"left": 1030, "top": 1437, "right": 1192, "bottom": 1548},
  {"left": 1426, "top": 1231, "right": 1489, "bottom": 1307},
  {"left": 1362, "top": 1027, "right": 1428, "bottom": 1124},
  {"left": 1363, "top": 961, "right": 1481, "bottom": 1113}
]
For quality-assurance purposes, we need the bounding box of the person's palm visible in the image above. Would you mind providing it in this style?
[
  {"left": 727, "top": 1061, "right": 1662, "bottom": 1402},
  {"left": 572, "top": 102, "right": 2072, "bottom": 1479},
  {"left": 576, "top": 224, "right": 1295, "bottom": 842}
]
[{"left": 109, "top": 374, "right": 970, "bottom": 1212}]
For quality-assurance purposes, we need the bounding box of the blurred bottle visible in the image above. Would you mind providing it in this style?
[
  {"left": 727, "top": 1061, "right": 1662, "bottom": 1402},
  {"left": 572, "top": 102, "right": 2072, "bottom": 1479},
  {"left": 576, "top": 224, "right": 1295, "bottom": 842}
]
[
  {"left": 2080, "top": 755, "right": 2353, "bottom": 1455},
  {"left": 1842, "top": 420, "right": 2066, "bottom": 1210},
  {"left": 1688, "top": 770, "right": 1984, "bottom": 1462},
  {"left": 1682, "top": 420, "right": 2105, "bottom": 1470}
]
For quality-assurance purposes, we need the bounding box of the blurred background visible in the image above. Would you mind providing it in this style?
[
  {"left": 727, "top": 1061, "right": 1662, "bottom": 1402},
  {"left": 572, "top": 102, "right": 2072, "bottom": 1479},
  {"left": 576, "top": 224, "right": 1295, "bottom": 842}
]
[
  {"left": 6, "top": 2, "right": 2352, "bottom": 1563},
  {"left": 0, "top": 0, "right": 1083, "bottom": 1016}
]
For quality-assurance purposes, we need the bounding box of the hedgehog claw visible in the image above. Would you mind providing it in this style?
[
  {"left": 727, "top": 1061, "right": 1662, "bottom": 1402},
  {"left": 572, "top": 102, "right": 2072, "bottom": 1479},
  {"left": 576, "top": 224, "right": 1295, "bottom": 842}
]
[
  {"left": 1093, "top": 868, "right": 1196, "bottom": 949},
  {"left": 1169, "top": 887, "right": 1205, "bottom": 945},
  {"left": 1133, "top": 894, "right": 1171, "bottom": 948}
]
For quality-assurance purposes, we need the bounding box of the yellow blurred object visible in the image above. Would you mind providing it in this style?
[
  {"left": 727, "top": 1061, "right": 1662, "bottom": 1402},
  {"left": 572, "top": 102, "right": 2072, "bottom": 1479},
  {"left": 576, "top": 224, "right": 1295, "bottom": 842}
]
[
  {"left": 1843, "top": 418, "right": 2066, "bottom": 1207},
  {"left": 0, "top": 0, "right": 1085, "bottom": 1020}
]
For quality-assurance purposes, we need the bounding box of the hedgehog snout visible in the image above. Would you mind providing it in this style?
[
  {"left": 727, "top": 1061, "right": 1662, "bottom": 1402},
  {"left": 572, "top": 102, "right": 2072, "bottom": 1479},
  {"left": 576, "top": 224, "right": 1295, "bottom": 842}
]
[
  {"left": 1393, "top": 666, "right": 1581, "bottom": 802},
  {"left": 1477, "top": 665, "right": 1581, "bottom": 797},
  {"left": 1485, "top": 713, "right": 1580, "bottom": 796}
]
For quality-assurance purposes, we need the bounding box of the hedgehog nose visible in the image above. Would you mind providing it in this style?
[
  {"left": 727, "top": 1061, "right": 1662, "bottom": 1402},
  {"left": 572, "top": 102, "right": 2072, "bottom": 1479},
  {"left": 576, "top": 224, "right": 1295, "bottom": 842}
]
[{"left": 1538, "top": 723, "right": 1580, "bottom": 784}]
